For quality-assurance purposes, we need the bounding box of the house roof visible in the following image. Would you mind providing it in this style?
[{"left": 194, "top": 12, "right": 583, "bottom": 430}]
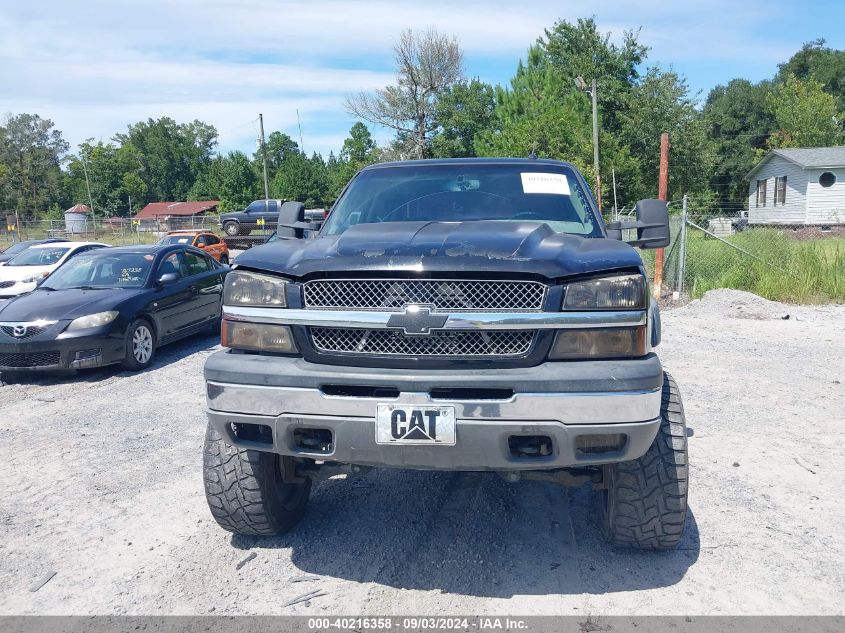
[
  {"left": 134, "top": 200, "right": 219, "bottom": 219},
  {"left": 748, "top": 147, "right": 845, "bottom": 177}
]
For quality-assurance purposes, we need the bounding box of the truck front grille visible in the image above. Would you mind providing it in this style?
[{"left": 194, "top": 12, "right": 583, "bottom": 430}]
[
  {"left": 303, "top": 279, "right": 546, "bottom": 312},
  {"left": 311, "top": 328, "right": 534, "bottom": 357}
]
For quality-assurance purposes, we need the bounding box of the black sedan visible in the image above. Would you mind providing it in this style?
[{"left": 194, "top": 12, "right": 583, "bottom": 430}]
[{"left": 0, "top": 244, "right": 227, "bottom": 373}]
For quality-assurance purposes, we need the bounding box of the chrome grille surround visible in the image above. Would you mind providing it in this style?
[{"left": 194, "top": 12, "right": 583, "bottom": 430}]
[
  {"left": 302, "top": 279, "right": 546, "bottom": 312},
  {"left": 311, "top": 328, "right": 535, "bottom": 357},
  {"left": 0, "top": 321, "right": 57, "bottom": 340}
]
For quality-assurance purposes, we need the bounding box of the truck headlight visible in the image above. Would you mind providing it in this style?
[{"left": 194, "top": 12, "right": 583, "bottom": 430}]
[
  {"left": 224, "top": 271, "right": 288, "bottom": 307},
  {"left": 66, "top": 311, "right": 119, "bottom": 332},
  {"left": 549, "top": 326, "right": 647, "bottom": 360},
  {"left": 221, "top": 320, "right": 296, "bottom": 353},
  {"left": 563, "top": 274, "right": 646, "bottom": 310}
]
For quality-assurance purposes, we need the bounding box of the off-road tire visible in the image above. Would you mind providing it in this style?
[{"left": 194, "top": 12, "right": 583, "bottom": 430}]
[
  {"left": 602, "top": 371, "right": 688, "bottom": 550},
  {"left": 203, "top": 422, "right": 311, "bottom": 536},
  {"left": 121, "top": 318, "right": 155, "bottom": 371},
  {"left": 223, "top": 221, "right": 241, "bottom": 236}
]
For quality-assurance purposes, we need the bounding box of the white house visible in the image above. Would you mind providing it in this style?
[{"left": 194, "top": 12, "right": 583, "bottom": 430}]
[{"left": 747, "top": 147, "right": 845, "bottom": 228}]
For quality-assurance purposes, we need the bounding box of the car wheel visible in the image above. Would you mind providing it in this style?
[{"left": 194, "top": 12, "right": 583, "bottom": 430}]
[
  {"left": 122, "top": 318, "right": 156, "bottom": 371},
  {"left": 223, "top": 221, "right": 240, "bottom": 236},
  {"left": 219, "top": 254, "right": 229, "bottom": 265}
]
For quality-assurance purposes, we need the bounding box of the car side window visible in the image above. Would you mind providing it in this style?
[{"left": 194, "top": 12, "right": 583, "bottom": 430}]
[
  {"left": 268, "top": 200, "right": 278, "bottom": 213},
  {"left": 158, "top": 253, "right": 184, "bottom": 279},
  {"left": 195, "top": 235, "right": 209, "bottom": 247},
  {"left": 206, "top": 235, "right": 220, "bottom": 245},
  {"left": 183, "top": 251, "right": 212, "bottom": 276}
]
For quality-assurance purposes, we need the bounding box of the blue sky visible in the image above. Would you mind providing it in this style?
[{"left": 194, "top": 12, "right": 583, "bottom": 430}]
[{"left": 1, "top": 0, "right": 844, "bottom": 159}]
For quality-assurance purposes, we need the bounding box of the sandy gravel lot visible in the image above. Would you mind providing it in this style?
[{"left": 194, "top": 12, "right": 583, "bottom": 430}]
[{"left": 0, "top": 290, "right": 843, "bottom": 616}]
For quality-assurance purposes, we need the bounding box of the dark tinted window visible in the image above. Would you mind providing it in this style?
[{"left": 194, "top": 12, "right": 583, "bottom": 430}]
[
  {"left": 322, "top": 164, "right": 600, "bottom": 237},
  {"left": 268, "top": 200, "right": 278, "bottom": 213},
  {"left": 183, "top": 251, "right": 212, "bottom": 276},
  {"left": 158, "top": 234, "right": 194, "bottom": 245},
  {"left": 158, "top": 252, "right": 185, "bottom": 278}
]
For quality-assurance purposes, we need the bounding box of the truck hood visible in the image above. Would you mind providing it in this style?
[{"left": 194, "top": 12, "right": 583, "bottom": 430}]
[{"left": 235, "top": 221, "right": 644, "bottom": 279}]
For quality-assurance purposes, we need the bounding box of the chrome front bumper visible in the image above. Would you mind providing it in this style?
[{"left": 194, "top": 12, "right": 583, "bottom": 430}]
[{"left": 204, "top": 352, "right": 664, "bottom": 470}]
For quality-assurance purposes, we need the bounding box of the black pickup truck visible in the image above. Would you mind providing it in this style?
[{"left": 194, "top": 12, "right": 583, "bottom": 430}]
[
  {"left": 202, "top": 158, "right": 689, "bottom": 549},
  {"left": 218, "top": 199, "right": 286, "bottom": 236}
]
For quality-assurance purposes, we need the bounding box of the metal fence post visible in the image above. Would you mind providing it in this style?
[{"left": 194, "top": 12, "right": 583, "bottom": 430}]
[{"left": 677, "top": 194, "right": 688, "bottom": 294}]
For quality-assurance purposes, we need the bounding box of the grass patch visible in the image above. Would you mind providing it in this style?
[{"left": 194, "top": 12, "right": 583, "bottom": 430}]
[{"left": 682, "top": 229, "right": 845, "bottom": 303}]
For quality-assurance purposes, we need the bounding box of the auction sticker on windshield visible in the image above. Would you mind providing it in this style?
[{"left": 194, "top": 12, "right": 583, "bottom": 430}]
[
  {"left": 521, "top": 172, "right": 571, "bottom": 195},
  {"left": 375, "top": 404, "right": 456, "bottom": 445}
]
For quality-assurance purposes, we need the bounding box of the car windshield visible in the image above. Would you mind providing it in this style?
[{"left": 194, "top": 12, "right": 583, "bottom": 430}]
[
  {"left": 321, "top": 163, "right": 602, "bottom": 237},
  {"left": 2, "top": 242, "right": 33, "bottom": 255},
  {"left": 7, "top": 246, "right": 71, "bottom": 266},
  {"left": 158, "top": 235, "right": 195, "bottom": 245},
  {"left": 41, "top": 252, "right": 154, "bottom": 289}
]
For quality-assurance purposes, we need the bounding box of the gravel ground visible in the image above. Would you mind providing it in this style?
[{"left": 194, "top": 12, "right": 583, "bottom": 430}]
[{"left": 0, "top": 289, "right": 843, "bottom": 616}]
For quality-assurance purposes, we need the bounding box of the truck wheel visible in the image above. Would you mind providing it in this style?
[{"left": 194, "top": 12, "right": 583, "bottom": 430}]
[
  {"left": 203, "top": 422, "right": 311, "bottom": 536},
  {"left": 601, "top": 371, "right": 688, "bottom": 550},
  {"left": 223, "top": 221, "right": 241, "bottom": 236}
]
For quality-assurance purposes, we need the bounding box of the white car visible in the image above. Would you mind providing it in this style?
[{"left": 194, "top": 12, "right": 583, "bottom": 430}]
[{"left": 0, "top": 241, "right": 110, "bottom": 299}]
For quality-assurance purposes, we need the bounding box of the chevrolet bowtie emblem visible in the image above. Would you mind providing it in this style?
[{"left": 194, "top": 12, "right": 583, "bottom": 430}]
[{"left": 386, "top": 305, "right": 447, "bottom": 336}]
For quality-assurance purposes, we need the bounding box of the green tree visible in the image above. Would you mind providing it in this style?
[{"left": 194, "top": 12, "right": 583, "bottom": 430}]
[
  {"left": 345, "top": 28, "right": 464, "bottom": 158},
  {"left": 65, "top": 141, "right": 147, "bottom": 217},
  {"left": 217, "top": 151, "right": 259, "bottom": 211},
  {"left": 0, "top": 113, "right": 69, "bottom": 217},
  {"left": 620, "top": 66, "right": 714, "bottom": 202},
  {"left": 766, "top": 74, "right": 844, "bottom": 148},
  {"left": 703, "top": 79, "right": 775, "bottom": 208},
  {"left": 430, "top": 78, "right": 496, "bottom": 158},
  {"left": 259, "top": 132, "right": 300, "bottom": 175},
  {"left": 114, "top": 117, "right": 218, "bottom": 202},
  {"left": 341, "top": 123, "right": 377, "bottom": 162},
  {"left": 272, "top": 152, "right": 328, "bottom": 208},
  {"left": 778, "top": 39, "right": 845, "bottom": 109}
]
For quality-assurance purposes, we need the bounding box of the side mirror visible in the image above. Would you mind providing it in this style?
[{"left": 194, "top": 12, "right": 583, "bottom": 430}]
[
  {"left": 277, "top": 201, "right": 307, "bottom": 240},
  {"left": 605, "top": 199, "right": 670, "bottom": 249},
  {"left": 157, "top": 272, "right": 179, "bottom": 285}
]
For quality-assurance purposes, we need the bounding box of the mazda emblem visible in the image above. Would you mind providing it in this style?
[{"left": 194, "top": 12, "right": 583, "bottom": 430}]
[
  {"left": 386, "top": 305, "right": 447, "bottom": 336},
  {"left": 12, "top": 325, "right": 27, "bottom": 338}
]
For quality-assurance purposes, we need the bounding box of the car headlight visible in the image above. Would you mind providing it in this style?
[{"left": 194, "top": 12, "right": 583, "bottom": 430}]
[
  {"left": 66, "top": 311, "right": 119, "bottom": 332},
  {"left": 563, "top": 274, "right": 646, "bottom": 310},
  {"left": 223, "top": 270, "right": 288, "bottom": 307},
  {"left": 21, "top": 271, "right": 50, "bottom": 284}
]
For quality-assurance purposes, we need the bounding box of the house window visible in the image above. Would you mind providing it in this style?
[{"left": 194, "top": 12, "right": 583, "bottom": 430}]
[
  {"left": 775, "top": 176, "right": 787, "bottom": 205},
  {"left": 819, "top": 172, "right": 836, "bottom": 187},
  {"left": 756, "top": 179, "right": 767, "bottom": 207}
]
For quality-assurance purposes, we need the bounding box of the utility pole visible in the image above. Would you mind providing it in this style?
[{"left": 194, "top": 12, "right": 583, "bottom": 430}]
[
  {"left": 653, "top": 132, "right": 670, "bottom": 299},
  {"left": 81, "top": 155, "right": 96, "bottom": 236},
  {"left": 591, "top": 77, "right": 601, "bottom": 210},
  {"left": 258, "top": 113, "right": 270, "bottom": 209},
  {"left": 611, "top": 168, "right": 619, "bottom": 222},
  {"left": 575, "top": 76, "right": 601, "bottom": 210}
]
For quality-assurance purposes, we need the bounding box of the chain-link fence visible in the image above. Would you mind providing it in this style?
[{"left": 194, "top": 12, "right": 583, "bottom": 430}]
[
  {"left": 0, "top": 214, "right": 221, "bottom": 248},
  {"left": 651, "top": 197, "right": 845, "bottom": 304}
]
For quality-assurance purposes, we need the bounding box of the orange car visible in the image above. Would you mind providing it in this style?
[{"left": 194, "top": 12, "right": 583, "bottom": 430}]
[{"left": 157, "top": 230, "right": 230, "bottom": 265}]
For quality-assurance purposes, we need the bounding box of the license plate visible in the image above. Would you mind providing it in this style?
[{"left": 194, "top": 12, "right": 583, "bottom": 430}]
[{"left": 375, "top": 404, "right": 456, "bottom": 445}]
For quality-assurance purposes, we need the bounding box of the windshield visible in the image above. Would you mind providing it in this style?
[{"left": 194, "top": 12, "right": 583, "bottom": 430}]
[
  {"left": 158, "top": 235, "right": 195, "bottom": 245},
  {"left": 322, "top": 163, "right": 601, "bottom": 237},
  {"left": 2, "top": 242, "right": 33, "bottom": 255},
  {"left": 41, "top": 252, "right": 154, "bottom": 289},
  {"left": 7, "top": 246, "right": 70, "bottom": 266}
]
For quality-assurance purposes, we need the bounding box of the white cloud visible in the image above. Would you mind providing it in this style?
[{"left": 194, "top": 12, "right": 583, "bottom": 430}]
[{"left": 0, "top": 0, "right": 811, "bottom": 157}]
